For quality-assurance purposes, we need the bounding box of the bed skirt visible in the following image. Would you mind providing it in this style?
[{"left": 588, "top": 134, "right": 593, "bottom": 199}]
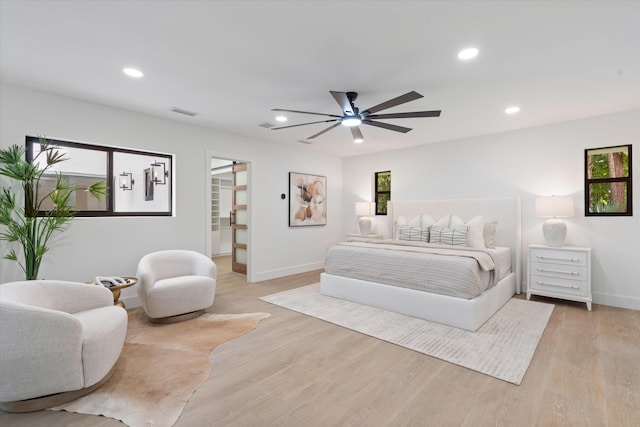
[{"left": 319, "top": 272, "right": 516, "bottom": 331}]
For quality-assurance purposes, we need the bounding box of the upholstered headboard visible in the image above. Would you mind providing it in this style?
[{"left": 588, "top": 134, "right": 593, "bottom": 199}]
[{"left": 388, "top": 198, "right": 522, "bottom": 293}]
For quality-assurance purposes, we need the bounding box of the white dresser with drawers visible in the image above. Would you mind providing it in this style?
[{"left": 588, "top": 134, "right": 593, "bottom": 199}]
[{"left": 527, "top": 244, "right": 592, "bottom": 311}]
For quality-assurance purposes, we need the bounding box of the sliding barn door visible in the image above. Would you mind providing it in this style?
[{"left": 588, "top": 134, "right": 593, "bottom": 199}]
[{"left": 231, "top": 163, "right": 248, "bottom": 274}]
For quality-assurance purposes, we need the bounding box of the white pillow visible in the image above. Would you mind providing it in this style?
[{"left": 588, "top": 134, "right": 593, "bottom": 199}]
[
  {"left": 450, "top": 215, "right": 485, "bottom": 248},
  {"left": 395, "top": 215, "right": 422, "bottom": 239},
  {"left": 483, "top": 221, "right": 498, "bottom": 249},
  {"left": 420, "top": 214, "right": 435, "bottom": 227},
  {"left": 397, "top": 225, "right": 430, "bottom": 242},
  {"left": 430, "top": 225, "right": 469, "bottom": 246},
  {"left": 426, "top": 214, "right": 450, "bottom": 227},
  {"left": 396, "top": 215, "right": 421, "bottom": 227}
]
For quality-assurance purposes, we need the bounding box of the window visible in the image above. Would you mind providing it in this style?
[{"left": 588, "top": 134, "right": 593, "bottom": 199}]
[
  {"left": 584, "top": 144, "right": 632, "bottom": 216},
  {"left": 374, "top": 171, "right": 391, "bottom": 215},
  {"left": 26, "top": 136, "right": 173, "bottom": 216}
]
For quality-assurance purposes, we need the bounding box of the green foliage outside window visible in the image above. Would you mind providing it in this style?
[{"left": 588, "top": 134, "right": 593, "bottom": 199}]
[
  {"left": 375, "top": 171, "right": 391, "bottom": 215},
  {"left": 585, "top": 145, "right": 632, "bottom": 216}
]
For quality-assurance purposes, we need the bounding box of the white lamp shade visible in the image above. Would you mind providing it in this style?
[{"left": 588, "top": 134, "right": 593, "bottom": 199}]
[
  {"left": 535, "top": 196, "right": 574, "bottom": 218},
  {"left": 355, "top": 202, "right": 375, "bottom": 216}
]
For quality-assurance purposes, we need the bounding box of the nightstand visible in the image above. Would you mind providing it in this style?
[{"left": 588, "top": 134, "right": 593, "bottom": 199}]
[
  {"left": 346, "top": 234, "right": 383, "bottom": 240},
  {"left": 527, "top": 244, "right": 592, "bottom": 311}
]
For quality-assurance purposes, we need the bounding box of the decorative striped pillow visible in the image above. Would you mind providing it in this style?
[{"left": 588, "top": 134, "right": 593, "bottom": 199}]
[
  {"left": 430, "top": 225, "right": 469, "bottom": 246},
  {"left": 397, "top": 225, "right": 430, "bottom": 242}
]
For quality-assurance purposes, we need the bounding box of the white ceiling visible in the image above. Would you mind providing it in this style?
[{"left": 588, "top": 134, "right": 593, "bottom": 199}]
[{"left": 1, "top": 0, "right": 639, "bottom": 158}]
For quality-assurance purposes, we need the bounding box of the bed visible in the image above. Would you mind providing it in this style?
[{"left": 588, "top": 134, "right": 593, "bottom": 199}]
[{"left": 320, "top": 197, "right": 522, "bottom": 331}]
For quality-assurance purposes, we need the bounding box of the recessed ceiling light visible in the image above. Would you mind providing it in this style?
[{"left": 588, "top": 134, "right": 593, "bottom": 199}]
[
  {"left": 458, "top": 47, "right": 479, "bottom": 60},
  {"left": 123, "top": 67, "right": 144, "bottom": 78},
  {"left": 505, "top": 106, "right": 521, "bottom": 115},
  {"left": 354, "top": 137, "right": 364, "bottom": 144},
  {"left": 275, "top": 115, "right": 287, "bottom": 122}
]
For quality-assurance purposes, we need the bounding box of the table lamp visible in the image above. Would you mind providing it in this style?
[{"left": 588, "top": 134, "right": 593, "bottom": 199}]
[
  {"left": 535, "top": 195, "right": 574, "bottom": 247},
  {"left": 355, "top": 202, "right": 375, "bottom": 235}
]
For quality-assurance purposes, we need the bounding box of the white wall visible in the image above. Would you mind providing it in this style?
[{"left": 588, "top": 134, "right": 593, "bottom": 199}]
[
  {"left": 0, "top": 83, "right": 344, "bottom": 305},
  {"left": 3, "top": 82, "right": 637, "bottom": 310},
  {"left": 343, "top": 109, "right": 639, "bottom": 310}
]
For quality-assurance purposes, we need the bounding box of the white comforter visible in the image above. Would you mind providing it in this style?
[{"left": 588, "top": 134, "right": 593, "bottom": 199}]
[{"left": 324, "top": 240, "right": 511, "bottom": 299}]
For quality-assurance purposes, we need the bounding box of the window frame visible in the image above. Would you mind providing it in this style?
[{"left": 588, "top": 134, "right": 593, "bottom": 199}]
[
  {"left": 374, "top": 170, "right": 391, "bottom": 215},
  {"left": 25, "top": 136, "right": 173, "bottom": 217},
  {"left": 584, "top": 144, "right": 632, "bottom": 217}
]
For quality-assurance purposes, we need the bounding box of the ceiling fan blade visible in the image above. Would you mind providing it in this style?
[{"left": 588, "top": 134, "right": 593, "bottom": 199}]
[
  {"left": 362, "top": 120, "right": 412, "bottom": 134},
  {"left": 368, "top": 110, "right": 441, "bottom": 120},
  {"left": 308, "top": 122, "right": 341, "bottom": 139},
  {"left": 271, "top": 119, "right": 339, "bottom": 130},
  {"left": 350, "top": 126, "right": 364, "bottom": 142},
  {"left": 271, "top": 108, "right": 341, "bottom": 118},
  {"left": 363, "top": 91, "right": 424, "bottom": 115},
  {"left": 329, "top": 91, "right": 354, "bottom": 115}
]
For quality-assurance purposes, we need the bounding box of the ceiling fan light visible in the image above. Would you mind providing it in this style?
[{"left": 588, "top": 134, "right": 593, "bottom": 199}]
[{"left": 341, "top": 116, "right": 362, "bottom": 127}]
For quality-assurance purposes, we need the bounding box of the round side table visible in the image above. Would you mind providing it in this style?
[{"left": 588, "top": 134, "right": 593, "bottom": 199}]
[{"left": 88, "top": 276, "right": 137, "bottom": 308}]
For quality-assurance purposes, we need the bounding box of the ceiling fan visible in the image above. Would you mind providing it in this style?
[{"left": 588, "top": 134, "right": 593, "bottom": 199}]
[{"left": 271, "top": 91, "right": 441, "bottom": 143}]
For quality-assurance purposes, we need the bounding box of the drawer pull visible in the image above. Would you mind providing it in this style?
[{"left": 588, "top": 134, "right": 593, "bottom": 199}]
[
  {"left": 536, "top": 281, "right": 580, "bottom": 290},
  {"left": 535, "top": 267, "right": 579, "bottom": 276},
  {"left": 535, "top": 255, "right": 580, "bottom": 262}
]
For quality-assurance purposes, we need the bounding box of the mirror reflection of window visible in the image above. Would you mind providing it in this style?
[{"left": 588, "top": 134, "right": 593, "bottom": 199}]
[
  {"left": 585, "top": 144, "right": 632, "bottom": 216},
  {"left": 113, "top": 152, "right": 170, "bottom": 213}
]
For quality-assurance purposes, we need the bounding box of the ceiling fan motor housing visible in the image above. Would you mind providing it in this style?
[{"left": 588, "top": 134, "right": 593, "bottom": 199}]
[{"left": 346, "top": 92, "right": 359, "bottom": 115}]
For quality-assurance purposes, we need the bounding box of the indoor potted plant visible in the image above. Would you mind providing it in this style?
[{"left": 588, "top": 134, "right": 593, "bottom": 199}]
[{"left": 0, "top": 136, "right": 107, "bottom": 280}]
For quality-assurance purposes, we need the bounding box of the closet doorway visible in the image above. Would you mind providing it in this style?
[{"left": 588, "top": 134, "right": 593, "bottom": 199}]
[{"left": 210, "top": 157, "right": 249, "bottom": 275}]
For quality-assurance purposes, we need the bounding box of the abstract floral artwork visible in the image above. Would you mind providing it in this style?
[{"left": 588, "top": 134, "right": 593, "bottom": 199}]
[{"left": 289, "top": 172, "right": 327, "bottom": 227}]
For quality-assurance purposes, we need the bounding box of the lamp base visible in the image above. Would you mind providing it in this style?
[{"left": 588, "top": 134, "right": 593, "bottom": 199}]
[
  {"left": 542, "top": 218, "right": 567, "bottom": 247},
  {"left": 358, "top": 217, "right": 372, "bottom": 236}
]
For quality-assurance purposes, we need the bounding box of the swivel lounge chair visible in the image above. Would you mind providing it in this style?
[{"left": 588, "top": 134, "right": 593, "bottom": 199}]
[
  {"left": 136, "top": 250, "right": 217, "bottom": 323},
  {"left": 0, "top": 280, "right": 128, "bottom": 412}
]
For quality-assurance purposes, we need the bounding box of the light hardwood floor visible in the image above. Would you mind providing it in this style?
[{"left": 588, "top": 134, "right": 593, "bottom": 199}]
[{"left": 1, "top": 256, "right": 638, "bottom": 426}]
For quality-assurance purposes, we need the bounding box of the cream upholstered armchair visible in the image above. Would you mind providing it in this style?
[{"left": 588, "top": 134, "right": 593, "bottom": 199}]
[
  {"left": 136, "top": 250, "right": 217, "bottom": 323},
  {"left": 0, "top": 280, "right": 128, "bottom": 412}
]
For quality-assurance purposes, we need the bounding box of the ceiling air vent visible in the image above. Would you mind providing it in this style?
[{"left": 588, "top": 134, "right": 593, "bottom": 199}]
[
  {"left": 169, "top": 107, "right": 200, "bottom": 117},
  {"left": 258, "top": 122, "right": 275, "bottom": 128}
]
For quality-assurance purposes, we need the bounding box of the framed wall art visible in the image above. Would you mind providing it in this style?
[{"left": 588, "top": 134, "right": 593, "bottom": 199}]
[{"left": 289, "top": 172, "right": 327, "bottom": 227}]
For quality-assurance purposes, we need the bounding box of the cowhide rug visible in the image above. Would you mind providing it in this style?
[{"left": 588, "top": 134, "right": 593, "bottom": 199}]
[{"left": 50, "top": 308, "right": 270, "bottom": 427}]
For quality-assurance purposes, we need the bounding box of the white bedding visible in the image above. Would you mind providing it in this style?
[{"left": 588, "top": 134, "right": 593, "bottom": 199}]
[
  {"left": 325, "top": 240, "right": 511, "bottom": 299},
  {"left": 321, "top": 198, "right": 522, "bottom": 331}
]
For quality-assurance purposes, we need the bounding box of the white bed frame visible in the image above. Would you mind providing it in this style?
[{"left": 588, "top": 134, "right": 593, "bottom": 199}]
[{"left": 320, "top": 197, "right": 522, "bottom": 331}]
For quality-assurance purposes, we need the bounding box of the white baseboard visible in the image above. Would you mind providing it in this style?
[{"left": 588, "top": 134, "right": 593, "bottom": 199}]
[
  {"left": 212, "top": 252, "right": 232, "bottom": 257},
  {"left": 592, "top": 292, "right": 640, "bottom": 311},
  {"left": 522, "top": 281, "right": 638, "bottom": 311},
  {"left": 120, "top": 294, "right": 142, "bottom": 309},
  {"left": 252, "top": 261, "right": 324, "bottom": 283}
]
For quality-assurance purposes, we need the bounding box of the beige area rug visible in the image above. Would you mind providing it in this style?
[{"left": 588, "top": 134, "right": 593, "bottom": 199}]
[
  {"left": 50, "top": 309, "right": 270, "bottom": 427},
  {"left": 260, "top": 283, "right": 553, "bottom": 385}
]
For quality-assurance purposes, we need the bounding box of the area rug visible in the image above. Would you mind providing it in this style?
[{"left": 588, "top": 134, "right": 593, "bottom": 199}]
[
  {"left": 260, "top": 283, "right": 553, "bottom": 385},
  {"left": 49, "top": 309, "right": 270, "bottom": 427}
]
